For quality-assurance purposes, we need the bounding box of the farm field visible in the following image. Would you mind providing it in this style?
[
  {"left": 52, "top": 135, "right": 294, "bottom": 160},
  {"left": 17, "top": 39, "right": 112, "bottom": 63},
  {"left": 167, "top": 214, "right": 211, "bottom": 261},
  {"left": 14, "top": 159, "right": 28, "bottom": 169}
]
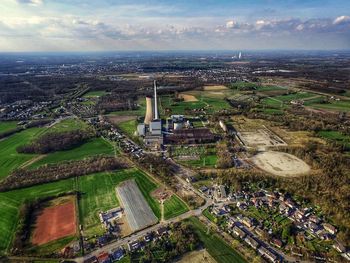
[
  {"left": 163, "top": 195, "right": 189, "bottom": 220},
  {"left": 0, "top": 168, "right": 160, "bottom": 254},
  {"left": 0, "top": 127, "right": 42, "bottom": 180},
  {"left": 28, "top": 137, "right": 114, "bottom": 169},
  {"left": 78, "top": 168, "right": 160, "bottom": 237},
  {"left": 0, "top": 121, "right": 18, "bottom": 133},
  {"left": 308, "top": 99, "right": 350, "bottom": 112},
  {"left": 185, "top": 217, "right": 247, "bottom": 263}
]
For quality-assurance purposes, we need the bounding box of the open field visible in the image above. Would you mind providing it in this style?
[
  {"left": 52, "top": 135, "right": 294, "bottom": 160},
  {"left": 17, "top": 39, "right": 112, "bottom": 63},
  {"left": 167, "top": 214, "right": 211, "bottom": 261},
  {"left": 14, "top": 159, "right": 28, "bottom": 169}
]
[
  {"left": 177, "top": 249, "right": 216, "bottom": 263},
  {"left": 0, "top": 127, "right": 42, "bottom": 180},
  {"left": 238, "top": 128, "right": 287, "bottom": 149},
  {"left": 185, "top": 217, "right": 246, "bottom": 263},
  {"left": 106, "top": 115, "right": 137, "bottom": 125},
  {"left": 252, "top": 151, "right": 311, "bottom": 177},
  {"left": 28, "top": 137, "right": 114, "bottom": 169},
  {"left": 0, "top": 168, "right": 160, "bottom": 253},
  {"left": 317, "top": 131, "right": 350, "bottom": 150},
  {"left": 117, "top": 119, "right": 138, "bottom": 137},
  {"left": 203, "top": 85, "right": 228, "bottom": 91},
  {"left": 0, "top": 121, "right": 18, "bottom": 133},
  {"left": 163, "top": 195, "right": 189, "bottom": 220},
  {"left": 83, "top": 90, "right": 109, "bottom": 98},
  {"left": 178, "top": 93, "right": 198, "bottom": 102},
  {"left": 46, "top": 118, "right": 88, "bottom": 133},
  {"left": 308, "top": 99, "right": 350, "bottom": 112},
  {"left": 116, "top": 179, "right": 158, "bottom": 232},
  {"left": 32, "top": 196, "right": 77, "bottom": 246}
]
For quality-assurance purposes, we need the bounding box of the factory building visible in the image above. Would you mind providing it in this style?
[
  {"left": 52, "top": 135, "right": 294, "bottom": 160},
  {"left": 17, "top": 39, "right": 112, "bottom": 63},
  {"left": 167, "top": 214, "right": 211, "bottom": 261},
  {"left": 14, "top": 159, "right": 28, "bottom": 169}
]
[{"left": 137, "top": 80, "right": 164, "bottom": 149}]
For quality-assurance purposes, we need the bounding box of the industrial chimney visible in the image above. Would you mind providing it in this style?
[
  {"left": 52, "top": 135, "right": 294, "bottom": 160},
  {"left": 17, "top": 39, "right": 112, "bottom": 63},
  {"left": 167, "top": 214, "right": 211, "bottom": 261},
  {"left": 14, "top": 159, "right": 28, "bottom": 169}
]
[
  {"left": 154, "top": 80, "right": 159, "bottom": 120},
  {"left": 144, "top": 96, "right": 153, "bottom": 125}
]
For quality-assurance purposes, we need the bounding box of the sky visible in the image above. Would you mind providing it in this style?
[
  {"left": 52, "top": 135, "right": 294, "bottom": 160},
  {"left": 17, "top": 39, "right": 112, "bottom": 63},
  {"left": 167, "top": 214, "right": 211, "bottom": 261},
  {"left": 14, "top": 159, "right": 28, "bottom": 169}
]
[{"left": 0, "top": 0, "right": 349, "bottom": 51}]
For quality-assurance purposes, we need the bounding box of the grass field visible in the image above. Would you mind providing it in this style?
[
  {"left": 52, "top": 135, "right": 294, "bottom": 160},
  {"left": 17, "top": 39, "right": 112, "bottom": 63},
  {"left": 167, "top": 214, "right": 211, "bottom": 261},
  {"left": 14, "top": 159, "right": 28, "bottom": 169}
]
[
  {"left": 0, "top": 168, "right": 160, "bottom": 254},
  {"left": 163, "top": 195, "right": 189, "bottom": 220},
  {"left": 0, "top": 127, "right": 43, "bottom": 180},
  {"left": 308, "top": 100, "right": 350, "bottom": 112},
  {"left": 0, "top": 121, "right": 18, "bottom": 133},
  {"left": 185, "top": 217, "right": 247, "bottom": 263},
  {"left": 46, "top": 118, "right": 88, "bottom": 133},
  {"left": 28, "top": 137, "right": 115, "bottom": 169},
  {"left": 83, "top": 90, "right": 109, "bottom": 98},
  {"left": 317, "top": 131, "right": 350, "bottom": 150},
  {"left": 179, "top": 155, "right": 217, "bottom": 168}
]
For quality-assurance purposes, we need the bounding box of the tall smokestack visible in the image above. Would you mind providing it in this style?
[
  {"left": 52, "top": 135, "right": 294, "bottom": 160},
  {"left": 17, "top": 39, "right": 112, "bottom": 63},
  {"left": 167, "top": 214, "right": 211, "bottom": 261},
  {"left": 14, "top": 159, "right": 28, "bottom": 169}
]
[
  {"left": 144, "top": 96, "right": 153, "bottom": 125},
  {"left": 154, "top": 80, "right": 159, "bottom": 120}
]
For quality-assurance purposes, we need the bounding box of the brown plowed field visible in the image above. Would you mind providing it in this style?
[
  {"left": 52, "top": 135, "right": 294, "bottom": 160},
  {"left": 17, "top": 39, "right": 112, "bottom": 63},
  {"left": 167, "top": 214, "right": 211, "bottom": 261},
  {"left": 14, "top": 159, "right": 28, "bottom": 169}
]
[{"left": 32, "top": 201, "right": 77, "bottom": 245}]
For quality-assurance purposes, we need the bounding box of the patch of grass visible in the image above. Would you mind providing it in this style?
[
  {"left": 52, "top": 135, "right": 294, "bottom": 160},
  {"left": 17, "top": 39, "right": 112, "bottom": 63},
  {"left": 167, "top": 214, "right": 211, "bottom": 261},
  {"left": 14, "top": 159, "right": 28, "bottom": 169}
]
[
  {"left": 317, "top": 131, "right": 350, "bottom": 150},
  {"left": 83, "top": 90, "right": 109, "bottom": 98},
  {"left": 179, "top": 155, "right": 217, "bottom": 168},
  {"left": 28, "top": 137, "right": 115, "bottom": 169},
  {"left": 27, "top": 236, "right": 76, "bottom": 255},
  {"left": 117, "top": 119, "right": 137, "bottom": 138},
  {"left": 46, "top": 118, "right": 88, "bottom": 133},
  {"left": 0, "top": 127, "right": 43, "bottom": 180},
  {"left": 0, "top": 121, "right": 18, "bottom": 133},
  {"left": 185, "top": 217, "right": 247, "bottom": 263},
  {"left": 203, "top": 209, "right": 216, "bottom": 223},
  {"left": 309, "top": 100, "right": 350, "bottom": 112},
  {"left": 163, "top": 195, "right": 189, "bottom": 220}
]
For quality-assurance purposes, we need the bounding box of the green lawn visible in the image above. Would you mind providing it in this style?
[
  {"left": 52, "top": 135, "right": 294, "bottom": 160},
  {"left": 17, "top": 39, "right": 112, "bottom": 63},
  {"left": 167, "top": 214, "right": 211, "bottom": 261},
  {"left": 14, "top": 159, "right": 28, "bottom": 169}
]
[
  {"left": 185, "top": 217, "right": 247, "bottom": 263},
  {"left": 46, "top": 118, "right": 88, "bottom": 133},
  {"left": 203, "top": 208, "right": 216, "bottom": 223},
  {"left": 309, "top": 100, "right": 350, "bottom": 112},
  {"left": 0, "top": 127, "right": 43, "bottom": 180},
  {"left": 163, "top": 195, "right": 189, "bottom": 220},
  {"left": 0, "top": 121, "right": 18, "bottom": 133},
  {"left": 117, "top": 119, "right": 138, "bottom": 138},
  {"left": 83, "top": 90, "right": 109, "bottom": 98},
  {"left": 28, "top": 137, "right": 115, "bottom": 169},
  {"left": 0, "top": 168, "right": 160, "bottom": 254}
]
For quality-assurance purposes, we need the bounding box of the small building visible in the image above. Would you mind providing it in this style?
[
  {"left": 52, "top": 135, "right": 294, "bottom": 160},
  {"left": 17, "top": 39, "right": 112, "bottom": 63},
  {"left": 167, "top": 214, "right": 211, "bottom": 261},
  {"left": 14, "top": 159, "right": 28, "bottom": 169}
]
[
  {"left": 271, "top": 238, "right": 283, "bottom": 248},
  {"left": 128, "top": 241, "right": 140, "bottom": 252},
  {"left": 232, "top": 226, "right": 246, "bottom": 239},
  {"left": 242, "top": 217, "right": 254, "bottom": 228},
  {"left": 333, "top": 241, "right": 346, "bottom": 253},
  {"left": 258, "top": 246, "right": 278, "bottom": 263},
  {"left": 157, "top": 226, "right": 168, "bottom": 236},
  {"left": 97, "top": 252, "right": 111, "bottom": 263},
  {"left": 244, "top": 236, "right": 259, "bottom": 250},
  {"left": 137, "top": 124, "right": 146, "bottom": 136},
  {"left": 323, "top": 223, "right": 337, "bottom": 235},
  {"left": 110, "top": 248, "right": 125, "bottom": 261}
]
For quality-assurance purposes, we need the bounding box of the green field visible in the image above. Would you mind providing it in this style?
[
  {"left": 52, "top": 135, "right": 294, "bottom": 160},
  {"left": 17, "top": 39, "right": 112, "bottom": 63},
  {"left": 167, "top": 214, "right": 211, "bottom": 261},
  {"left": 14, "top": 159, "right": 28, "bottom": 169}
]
[
  {"left": 0, "top": 127, "right": 43, "bottom": 180},
  {"left": 163, "top": 195, "right": 189, "bottom": 220},
  {"left": 0, "top": 121, "right": 18, "bottom": 133},
  {"left": 160, "top": 95, "right": 231, "bottom": 116},
  {"left": 117, "top": 119, "right": 138, "bottom": 138},
  {"left": 179, "top": 155, "right": 217, "bottom": 168},
  {"left": 308, "top": 100, "right": 350, "bottom": 112},
  {"left": 0, "top": 168, "right": 160, "bottom": 254},
  {"left": 317, "top": 131, "right": 350, "bottom": 150},
  {"left": 46, "top": 118, "right": 88, "bottom": 133},
  {"left": 78, "top": 168, "right": 160, "bottom": 236},
  {"left": 83, "top": 90, "right": 109, "bottom": 98},
  {"left": 28, "top": 137, "right": 115, "bottom": 169},
  {"left": 185, "top": 217, "right": 247, "bottom": 263}
]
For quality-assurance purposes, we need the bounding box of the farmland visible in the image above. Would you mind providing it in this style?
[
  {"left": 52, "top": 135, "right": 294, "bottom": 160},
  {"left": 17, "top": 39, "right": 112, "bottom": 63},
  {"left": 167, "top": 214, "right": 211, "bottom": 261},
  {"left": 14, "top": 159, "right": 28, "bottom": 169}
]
[
  {"left": 83, "top": 90, "right": 109, "bottom": 98},
  {"left": 0, "top": 127, "right": 42, "bottom": 180},
  {"left": 317, "top": 131, "right": 350, "bottom": 150},
  {"left": 163, "top": 195, "right": 189, "bottom": 220},
  {"left": 185, "top": 217, "right": 247, "bottom": 263},
  {"left": 0, "top": 168, "right": 161, "bottom": 254},
  {"left": 28, "top": 137, "right": 114, "bottom": 169}
]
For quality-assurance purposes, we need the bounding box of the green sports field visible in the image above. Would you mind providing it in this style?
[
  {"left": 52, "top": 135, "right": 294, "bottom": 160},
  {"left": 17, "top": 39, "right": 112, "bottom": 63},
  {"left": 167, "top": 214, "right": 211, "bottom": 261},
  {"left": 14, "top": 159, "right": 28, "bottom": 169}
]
[
  {"left": 28, "top": 137, "right": 115, "bottom": 169},
  {"left": 185, "top": 217, "right": 247, "bottom": 263},
  {"left": 0, "top": 168, "right": 161, "bottom": 253},
  {"left": 163, "top": 195, "right": 189, "bottom": 220}
]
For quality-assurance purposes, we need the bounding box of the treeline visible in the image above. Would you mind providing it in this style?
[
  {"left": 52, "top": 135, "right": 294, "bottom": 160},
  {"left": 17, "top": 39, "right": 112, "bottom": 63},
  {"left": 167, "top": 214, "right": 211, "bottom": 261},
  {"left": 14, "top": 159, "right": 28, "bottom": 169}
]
[
  {"left": 17, "top": 129, "right": 93, "bottom": 154},
  {"left": 0, "top": 156, "right": 129, "bottom": 191},
  {"left": 11, "top": 192, "right": 77, "bottom": 255}
]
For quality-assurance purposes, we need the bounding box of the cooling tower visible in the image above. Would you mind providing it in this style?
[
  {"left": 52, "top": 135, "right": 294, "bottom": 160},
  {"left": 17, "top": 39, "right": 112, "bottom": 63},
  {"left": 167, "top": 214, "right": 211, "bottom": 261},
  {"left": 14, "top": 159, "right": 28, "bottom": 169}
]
[{"left": 144, "top": 96, "right": 153, "bottom": 125}]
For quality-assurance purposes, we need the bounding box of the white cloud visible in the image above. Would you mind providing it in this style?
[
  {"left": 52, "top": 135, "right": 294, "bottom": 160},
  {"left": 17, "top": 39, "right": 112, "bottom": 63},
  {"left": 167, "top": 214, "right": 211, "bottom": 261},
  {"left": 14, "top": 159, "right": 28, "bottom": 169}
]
[
  {"left": 333, "top": 15, "right": 350, "bottom": 25},
  {"left": 226, "top": 20, "right": 236, "bottom": 28}
]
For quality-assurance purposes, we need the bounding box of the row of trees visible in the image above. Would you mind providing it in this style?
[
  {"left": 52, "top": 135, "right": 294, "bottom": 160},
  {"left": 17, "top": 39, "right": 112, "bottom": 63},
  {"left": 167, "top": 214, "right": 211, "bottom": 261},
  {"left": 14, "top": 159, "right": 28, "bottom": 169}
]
[
  {"left": 0, "top": 156, "right": 129, "bottom": 191},
  {"left": 17, "top": 129, "right": 93, "bottom": 154}
]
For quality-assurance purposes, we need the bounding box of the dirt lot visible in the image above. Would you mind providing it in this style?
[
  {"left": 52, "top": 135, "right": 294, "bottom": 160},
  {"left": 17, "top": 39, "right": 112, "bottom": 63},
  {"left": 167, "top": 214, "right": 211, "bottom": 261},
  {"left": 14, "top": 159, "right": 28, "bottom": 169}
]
[
  {"left": 176, "top": 249, "right": 216, "bottom": 263},
  {"left": 238, "top": 128, "right": 287, "bottom": 149},
  {"left": 32, "top": 196, "right": 77, "bottom": 245},
  {"left": 179, "top": 93, "right": 198, "bottom": 102},
  {"left": 203, "top": 85, "right": 228, "bottom": 91},
  {"left": 252, "top": 151, "right": 310, "bottom": 177},
  {"left": 106, "top": 115, "right": 137, "bottom": 125},
  {"left": 151, "top": 186, "right": 172, "bottom": 202}
]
